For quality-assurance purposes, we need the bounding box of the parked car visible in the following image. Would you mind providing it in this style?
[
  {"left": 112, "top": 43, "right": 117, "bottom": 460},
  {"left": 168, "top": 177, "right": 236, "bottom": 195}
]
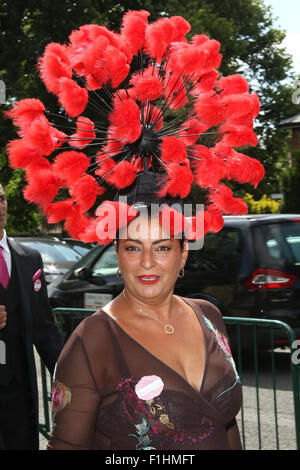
[
  {"left": 10, "top": 236, "right": 83, "bottom": 284},
  {"left": 61, "top": 238, "right": 96, "bottom": 256},
  {"left": 47, "top": 214, "right": 300, "bottom": 347}
]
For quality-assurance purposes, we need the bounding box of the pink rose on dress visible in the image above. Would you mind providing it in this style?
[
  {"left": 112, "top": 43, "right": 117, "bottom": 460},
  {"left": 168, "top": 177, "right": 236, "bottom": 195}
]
[
  {"left": 51, "top": 380, "right": 72, "bottom": 414},
  {"left": 216, "top": 330, "right": 231, "bottom": 357}
]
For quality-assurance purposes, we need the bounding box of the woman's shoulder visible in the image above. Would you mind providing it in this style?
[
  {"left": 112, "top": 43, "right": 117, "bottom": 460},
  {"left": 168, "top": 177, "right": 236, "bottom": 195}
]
[
  {"left": 68, "top": 308, "right": 113, "bottom": 346},
  {"left": 182, "top": 296, "right": 226, "bottom": 330}
]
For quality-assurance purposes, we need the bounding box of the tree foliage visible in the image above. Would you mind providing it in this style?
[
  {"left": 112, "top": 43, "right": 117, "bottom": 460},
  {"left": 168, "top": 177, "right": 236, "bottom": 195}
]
[
  {"left": 0, "top": 0, "right": 299, "bottom": 232},
  {"left": 244, "top": 192, "right": 280, "bottom": 214},
  {"left": 280, "top": 149, "right": 300, "bottom": 213}
]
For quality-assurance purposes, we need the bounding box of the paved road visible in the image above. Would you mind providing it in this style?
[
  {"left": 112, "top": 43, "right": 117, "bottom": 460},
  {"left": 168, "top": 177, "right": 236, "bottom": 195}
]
[
  {"left": 36, "top": 347, "right": 299, "bottom": 450},
  {"left": 236, "top": 347, "right": 299, "bottom": 450}
]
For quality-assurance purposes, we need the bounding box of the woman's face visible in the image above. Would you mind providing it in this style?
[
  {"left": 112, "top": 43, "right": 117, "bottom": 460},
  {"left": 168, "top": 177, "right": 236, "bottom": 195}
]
[{"left": 115, "top": 215, "right": 189, "bottom": 302}]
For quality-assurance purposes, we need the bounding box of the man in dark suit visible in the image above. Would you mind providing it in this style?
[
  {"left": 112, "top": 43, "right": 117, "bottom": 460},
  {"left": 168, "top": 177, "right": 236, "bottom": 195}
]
[{"left": 0, "top": 183, "right": 64, "bottom": 450}]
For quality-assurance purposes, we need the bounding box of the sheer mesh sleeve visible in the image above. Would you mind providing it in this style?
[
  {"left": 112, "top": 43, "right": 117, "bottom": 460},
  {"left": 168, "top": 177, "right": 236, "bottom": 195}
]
[
  {"left": 226, "top": 419, "right": 242, "bottom": 450},
  {"left": 47, "top": 331, "right": 101, "bottom": 450}
]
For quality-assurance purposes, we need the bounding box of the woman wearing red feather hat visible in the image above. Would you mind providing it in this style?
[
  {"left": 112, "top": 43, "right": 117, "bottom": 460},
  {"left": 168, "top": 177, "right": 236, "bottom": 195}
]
[{"left": 5, "top": 9, "right": 265, "bottom": 450}]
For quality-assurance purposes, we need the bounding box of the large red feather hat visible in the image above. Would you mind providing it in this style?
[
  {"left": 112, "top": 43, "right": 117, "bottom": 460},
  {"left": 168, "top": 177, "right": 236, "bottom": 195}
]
[{"left": 6, "top": 10, "right": 264, "bottom": 243}]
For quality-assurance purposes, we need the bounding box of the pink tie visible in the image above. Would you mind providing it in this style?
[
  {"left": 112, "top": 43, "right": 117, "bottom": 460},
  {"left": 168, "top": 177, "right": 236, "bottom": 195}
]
[{"left": 0, "top": 246, "right": 9, "bottom": 289}]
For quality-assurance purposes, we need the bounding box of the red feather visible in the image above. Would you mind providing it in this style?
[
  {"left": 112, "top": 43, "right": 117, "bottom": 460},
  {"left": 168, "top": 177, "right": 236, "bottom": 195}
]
[
  {"left": 192, "top": 34, "right": 209, "bottom": 46},
  {"left": 64, "top": 204, "right": 91, "bottom": 239},
  {"left": 220, "top": 124, "right": 258, "bottom": 147},
  {"left": 169, "top": 16, "right": 191, "bottom": 41},
  {"left": 163, "top": 70, "right": 188, "bottom": 110},
  {"left": 109, "top": 97, "right": 141, "bottom": 143},
  {"left": 5, "top": 11, "right": 263, "bottom": 246},
  {"left": 102, "top": 45, "right": 130, "bottom": 89},
  {"left": 6, "top": 139, "right": 42, "bottom": 169},
  {"left": 26, "top": 158, "right": 52, "bottom": 178},
  {"left": 46, "top": 199, "right": 74, "bottom": 223},
  {"left": 251, "top": 91, "right": 260, "bottom": 117},
  {"left": 51, "top": 127, "right": 68, "bottom": 149},
  {"left": 212, "top": 141, "right": 232, "bottom": 156},
  {"left": 157, "top": 161, "right": 194, "bottom": 198},
  {"left": 217, "top": 74, "right": 249, "bottom": 96},
  {"left": 52, "top": 151, "right": 90, "bottom": 185},
  {"left": 69, "top": 116, "right": 96, "bottom": 149},
  {"left": 4, "top": 99, "right": 45, "bottom": 135},
  {"left": 226, "top": 150, "right": 265, "bottom": 188},
  {"left": 38, "top": 43, "right": 72, "bottom": 95},
  {"left": 99, "top": 128, "right": 125, "bottom": 157},
  {"left": 95, "top": 155, "right": 116, "bottom": 184},
  {"left": 204, "top": 204, "right": 224, "bottom": 233},
  {"left": 227, "top": 113, "right": 254, "bottom": 128},
  {"left": 58, "top": 78, "right": 88, "bottom": 117},
  {"left": 161, "top": 136, "right": 187, "bottom": 163},
  {"left": 209, "top": 184, "right": 248, "bottom": 215},
  {"left": 24, "top": 169, "right": 60, "bottom": 206},
  {"left": 222, "top": 93, "right": 260, "bottom": 119},
  {"left": 70, "top": 174, "right": 105, "bottom": 211},
  {"left": 25, "top": 115, "right": 54, "bottom": 156},
  {"left": 170, "top": 42, "right": 208, "bottom": 75},
  {"left": 179, "top": 118, "right": 208, "bottom": 145},
  {"left": 145, "top": 18, "right": 175, "bottom": 60},
  {"left": 194, "top": 92, "right": 224, "bottom": 127},
  {"left": 200, "top": 39, "right": 222, "bottom": 71},
  {"left": 130, "top": 68, "right": 163, "bottom": 103},
  {"left": 108, "top": 161, "right": 138, "bottom": 189},
  {"left": 192, "top": 70, "right": 219, "bottom": 93},
  {"left": 79, "top": 218, "right": 99, "bottom": 243},
  {"left": 121, "top": 10, "right": 150, "bottom": 55},
  {"left": 79, "top": 35, "right": 110, "bottom": 89},
  {"left": 192, "top": 145, "right": 228, "bottom": 187}
]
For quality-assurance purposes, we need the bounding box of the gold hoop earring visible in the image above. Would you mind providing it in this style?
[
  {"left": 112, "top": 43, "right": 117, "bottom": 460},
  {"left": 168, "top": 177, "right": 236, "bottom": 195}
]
[
  {"left": 178, "top": 267, "right": 184, "bottom": 278},
  {"left": 116, "top": 267, "right": 123, "bottom": 278}
]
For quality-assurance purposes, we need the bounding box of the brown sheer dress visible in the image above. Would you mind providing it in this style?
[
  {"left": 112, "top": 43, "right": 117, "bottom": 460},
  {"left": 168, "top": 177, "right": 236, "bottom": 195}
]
[{"left": 48, "top": 298, "right": 242, "bottom": 450}]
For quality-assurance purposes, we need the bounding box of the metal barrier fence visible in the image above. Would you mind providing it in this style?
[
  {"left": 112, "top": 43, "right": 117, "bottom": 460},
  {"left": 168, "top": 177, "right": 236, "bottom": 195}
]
[
  {"left": 38, "top": 308, "right": 300, "bottom": 450},
  {"left": 224, "top": 317, "right": 300, "bottom": 450}
]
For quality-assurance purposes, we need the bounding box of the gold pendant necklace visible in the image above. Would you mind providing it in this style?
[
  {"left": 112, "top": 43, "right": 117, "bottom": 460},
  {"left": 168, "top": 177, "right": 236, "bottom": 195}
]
[{"left": 122, "top": 290, "right": 175, "bottom": 335}]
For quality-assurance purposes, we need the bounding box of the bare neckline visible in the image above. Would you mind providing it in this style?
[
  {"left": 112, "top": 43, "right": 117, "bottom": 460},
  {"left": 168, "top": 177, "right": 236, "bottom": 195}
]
[{"left": 100, "top": 296, "right": 208, "bottom": 395}]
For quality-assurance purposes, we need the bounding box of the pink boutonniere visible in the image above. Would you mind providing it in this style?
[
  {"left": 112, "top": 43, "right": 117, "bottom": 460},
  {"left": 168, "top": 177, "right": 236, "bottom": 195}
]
[{"left": 33, "top": 269, "right": 42, "bottom": 291}]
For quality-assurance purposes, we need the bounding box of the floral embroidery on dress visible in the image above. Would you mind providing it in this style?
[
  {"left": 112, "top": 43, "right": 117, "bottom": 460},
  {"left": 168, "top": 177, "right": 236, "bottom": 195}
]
[
  {"left": 117, "top": 377, "right": 214, "bottom": 449},
  {"left": 51, "top": 380, "right": 72, "bottom": 418},
  {"left": 129, "top": 418, "right": 156, "bottom": 450},
  {"left": 203, "top": 315, "right": 240, "bottom": 397}
]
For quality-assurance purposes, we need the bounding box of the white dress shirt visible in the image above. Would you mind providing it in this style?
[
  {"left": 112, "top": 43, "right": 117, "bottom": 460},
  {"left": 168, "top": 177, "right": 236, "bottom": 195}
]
[{"left": 0, "top": 230, "right": 12, "bottom": 277}]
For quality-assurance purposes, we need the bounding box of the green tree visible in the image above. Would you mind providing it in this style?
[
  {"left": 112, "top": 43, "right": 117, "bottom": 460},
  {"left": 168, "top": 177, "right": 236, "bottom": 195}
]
[
  {"left": 280, "top": 149, "right": 300, "bottom": 213},
  {"left": 244, "top": 192, "right": 280, "bottom": 214},
  {"left": 3, "top": 170, "right": 42, "bottom": 233}
]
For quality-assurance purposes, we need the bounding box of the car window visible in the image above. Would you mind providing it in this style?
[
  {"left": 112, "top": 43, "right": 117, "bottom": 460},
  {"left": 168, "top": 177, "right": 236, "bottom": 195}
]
[
  {"left": 19, "top": 241, "right": 81, "bottom": 263},
  {"left": 253, "top": 222, "right": 300, "bottom": 269},
  {"left": 186, "top": 228, "right": 243, "bottom": 272},
  {"left": 90, "top": 245, "right": 118, "bottom": 277},
  {"left": 69, "top": 244, "right": 91, "bottom": 256}
]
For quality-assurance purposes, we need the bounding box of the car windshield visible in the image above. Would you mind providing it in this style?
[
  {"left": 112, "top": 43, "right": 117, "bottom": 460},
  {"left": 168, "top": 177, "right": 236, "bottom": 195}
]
[
  {"left": 253, "top": 222, "right": 300, "bottom": 270},
  {"left": 19, "top": 240, "right": 82, "bottom": 263},
  {"left": 68, "top": 244, "right": 92, "bottom": 256},
  {"left": 90, "top": 245, "right": 118, "bottom": 276}
]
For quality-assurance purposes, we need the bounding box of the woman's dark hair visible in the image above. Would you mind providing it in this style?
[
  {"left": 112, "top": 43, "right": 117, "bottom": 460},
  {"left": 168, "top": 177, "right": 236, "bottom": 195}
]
[
  {"left": 114, "top": 230, "right": 186, "bottom": 251},
  {"left": 114, "top": 203, "right": 186, "bottom": 251}
]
